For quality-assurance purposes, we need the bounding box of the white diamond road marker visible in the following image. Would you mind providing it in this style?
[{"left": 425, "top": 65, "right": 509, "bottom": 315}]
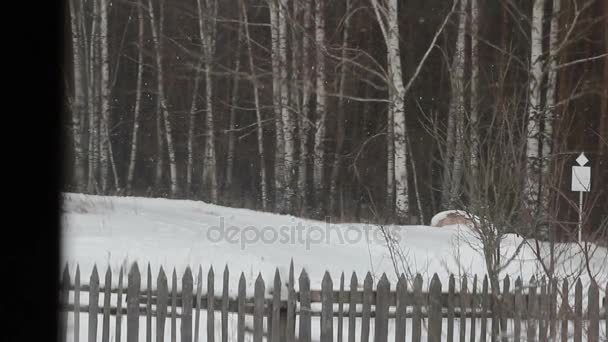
[
  {"left": 571, "top": 152, "right": 590, "bottom": 192},
  {"left": 572, "top": 152, "right": 590, "bottom": 243},
  {"left": 576, "top": 152, "right": 588, "bottom": 166}
]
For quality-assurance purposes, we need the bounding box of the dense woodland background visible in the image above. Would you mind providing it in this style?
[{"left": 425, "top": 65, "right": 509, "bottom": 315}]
[{"left": 63, "top": 0, "right": 607, "bottom": 241}]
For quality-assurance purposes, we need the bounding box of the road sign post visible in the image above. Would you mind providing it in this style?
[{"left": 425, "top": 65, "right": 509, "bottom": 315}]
[{"left": 571, "top": 153, "right": 590, "bottom": 243}]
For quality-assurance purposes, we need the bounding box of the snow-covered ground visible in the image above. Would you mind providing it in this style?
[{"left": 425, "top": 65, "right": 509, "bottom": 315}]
[
  {"left": 61, "top": 193, "right": 607, "bottom": 342},
  {"left": 61, "top": 193, "right": 607, "bottom": 291}
]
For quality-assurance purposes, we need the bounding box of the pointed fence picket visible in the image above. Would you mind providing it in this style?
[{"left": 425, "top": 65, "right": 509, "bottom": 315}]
[
  {"left": 157, "top": 268, "right": 168, "bottom": 342},
  {"left": 321, "top": 272, "right": 334, "bottom": 342},
  {"left": 480, "top": 276, "right": 488, "bottom": 342},
  {"left": 361, "top": 272, "right": 372, "bottom": 342},
  {"left": 337, "top": 272, "right": 345, "bottom": 342},
  {"left": 347, "top": 272, "right": 357, "bottom": 342},
  {"left": 299, "top": 269, "right": 311, "bottom": 342},
  {"left": 170, "top": 270, "right": 177, "bottom": 342},
  {"left": 237, "top": 273, "right": 245, "bottom": 342},
  {"left": 375, "top": 274, "right": 390, "bottom": 342},
  {"left": 127, "top": 263, "right": 140, "bottom": 342},
  {"left": 146, "top": 265, "right": 152, "bottom": 342},
  {"left": 395, "top": 274, "right": 407, "bottom": 342},
  {"left": 412, "top": 274, "right": 423, "bottom": 342},
  {"left": 181, "top": 267, "right": 193, "bottom": 342},
  {"left": 89, "top": 266, "right": 99, "bottom": 342},
  {"left": 102, "top": 267, "right": 112, "bottom": 342},
  {"left": 286, "top": 261, "right": 296, "bottom": 342},
  {"left": 222, "top": 266, "right": 229, "bottom": 342},
  {"left": 574, "top": 279, "right": 582, "bottom": 342},
  {"left": 116, "top": 267, "right": 124, "bottom": 342},
  {"left": 59, "top": 262, "right": 608, "bottom": 342}
]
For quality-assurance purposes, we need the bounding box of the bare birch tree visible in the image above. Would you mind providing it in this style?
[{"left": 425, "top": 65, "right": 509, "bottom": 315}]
[
  {"left": 224, "top": 20, "right": 244, "bottom": 199},
  {"left": 386, "top": 104, "right": 395, "bottom": 219},
  {"left": 241, "top": 0, "right": 269, "bottom": 210},
  {"left": 126, "top": 0, "right": 145, "bottom": 194},
  {"left": 197, "top": 0, "right": 219, "bottom": 202},
  {"left": 87, "top": 0, "right": 100, "bottom": 194},
  {"left": 298, "top": 0, "right": 313, "bottom": 214},
  {"left": 148, "top": 0, "right": 178, "bottom": 197},
  {"left": 441, "top": 0, "right": 468, "bottom": 209},
  {"left": 448, "top": 0, "right": 468, "bottom": 206},
  {"left": 69, "top": 0, "right": 86, "bottom": 192},
  {"left": 98, "top": 0, "right": 111, "bottom": 193},
  {"left": 469, "top": 0, "right": 480, "bottom": 185},
  {"left": 269, "top": 0, "right": 286, "bottom": 211},
  {"left": 370, "top": 0, "right": 410, "bottom": 222},
  {"left": 329, "top": 0, "right": 351, "bottom": 218},
  {"left": 279, "top": 0, "right": 296, "bottom": 212},
  {"left": 313, "top": 0, "right": 328, "bottom": 214},
  {"left": 187, "top": 41, "right": 203, "bottom": 195},
  {"left": 387, "top": 0, "right": 409, "bottom": 222},
  {"left": 525, "top": 0, "right": 546, "bottom": 214},
  {"left": 542, "top": 0, "right": 561, "bottom": 206}
]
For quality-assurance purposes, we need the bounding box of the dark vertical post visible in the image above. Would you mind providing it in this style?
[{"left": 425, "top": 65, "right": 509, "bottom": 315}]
[
  {"left": 299, "top": 270, "right": 311, "bottom": 342},
  {"left": 127, "top": 263, "right": 140, "bottom": 342},
  {"left": 182, "top": 267, "right": 194, "bottom": 342},
  {"left": 89, "top": 265, "right": 100, "bottom": 342},
  {"left": 428, "top": 274, "right": 442, "bottom": 342},
  {"left": 320, "top": 272, "right": 334, "bottom": 342},
  {"left": 157, "top": 268, "right": 168, "bottom": 342}
]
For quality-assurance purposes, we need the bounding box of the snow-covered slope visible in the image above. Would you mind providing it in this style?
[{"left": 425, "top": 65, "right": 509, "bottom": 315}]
[{"left": 61, "top": 193, "right": 607, "bottom": 293}]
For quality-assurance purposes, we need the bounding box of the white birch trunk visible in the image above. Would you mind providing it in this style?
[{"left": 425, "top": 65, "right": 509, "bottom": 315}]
[
  {"left": 148, "top": 0, "right": 164, "bottom": 193},
  {"left": 543, "top": 0, "right": 560, "bottom": 187},
  {"left": 187, "top": 71, "right": 202, "bottom": 196},
  {"left": 99, "top": 0, "right": 111, "bottom": 193},
  {"left": 448, "top": 0, "right": 468, "bottom": 206},
  {"left": 224, "top": 21, "right": 243, "bottom": 197},
  {"left": 298, "top": 0, "right": 313, "bottom": 214},
  {"left": 290, "top": 0, "right": 302, "bottom": 210},
  {"left": 290, "top": 0, "right": 301, "bottom": 128},
  {"left": 440, "top": 0, "right": 468, "bottom": 209},
  {"left": 278, "top": 0, "right": 295, "bottom": 211},
  {"left": 313, "top": 0, "right": 328, "bottom": 210},
  {"left": 407, "top": 132, "right": 425, "bottom": 224},
  {"left": 525, "top": 0, "right": 546, "bottom": 211},
  {"left": 329, "top": 0, "right": 351, "bottom": 218},
  {"left": 386, "top": 0, "right": 409, "bottom": 221},
  {"left": 470, "top": 0, "right": 480, "bottom": 184},
  {"left": 69, "top": 0, "right": 86, "bottom": 192},
  {"left": 269, "top": 0, "right": 285, "bottom": 211},
  {"left": 242, "top": 0, "right": 269, "bottom": 210},
  {"left": 126, "top": 0, "right": 145, "bottom": 194},
  {"left": 186, "top": 72, "right": 200, "bottom": 194},
  {"left": 154, "top": 95, "right": 165, "bottom": 191},
  {"left": 107, "top": 125, "right": 120, "bottom": 191},
  {"left": 197, "top": 0, "right": 219, "bottom": 202},
  {"left": 440, "top": 103, "right": 455, "bottom": 208},
  {"left": 87, "top": 0, "right": 100, "bottom": 194},
  {"left": 386, "top": 107, "right": 395, "bottom": 217},
  {"left": 149, "top": 0, "right": 179, "bottom": 197},
  {"left": 187, "top": 48, "right": 203, "bottom": 194}
]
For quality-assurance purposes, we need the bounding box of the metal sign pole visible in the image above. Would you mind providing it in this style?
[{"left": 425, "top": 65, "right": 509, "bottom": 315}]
[
  {"left": 578, "top": 191, "right": 582, "bottom": 243},
  {"left": 571, "top": 152, "right": 590, "bottom": 244}
]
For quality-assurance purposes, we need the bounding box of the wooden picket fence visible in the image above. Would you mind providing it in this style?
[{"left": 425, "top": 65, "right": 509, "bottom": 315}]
[{"left": 59, "top": 262, "right": 608, "bottom": 342}]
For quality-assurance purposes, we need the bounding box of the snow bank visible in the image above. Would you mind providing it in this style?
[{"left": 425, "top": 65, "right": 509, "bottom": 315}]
[{"left": 61, "top": 193, "right": 607, "bottom": 294}]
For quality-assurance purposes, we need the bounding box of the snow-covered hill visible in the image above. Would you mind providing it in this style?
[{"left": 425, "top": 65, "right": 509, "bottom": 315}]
[{"left": 61, "top": 193, "right": 607, "bottom": 293}]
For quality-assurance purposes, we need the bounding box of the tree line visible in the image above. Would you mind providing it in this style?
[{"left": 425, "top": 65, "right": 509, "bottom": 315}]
[{"left": 64, "top": 0, "right": 608, "bottom": 239}]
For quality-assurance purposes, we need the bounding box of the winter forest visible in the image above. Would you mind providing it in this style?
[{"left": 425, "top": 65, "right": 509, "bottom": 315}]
[{"left": 64, "top": 0, "right": 607, "bottom": 241}]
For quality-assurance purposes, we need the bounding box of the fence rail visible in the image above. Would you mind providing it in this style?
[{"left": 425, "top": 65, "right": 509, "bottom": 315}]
[{"left": 59, "top": 262, "right": 608, "bottom": 342}]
